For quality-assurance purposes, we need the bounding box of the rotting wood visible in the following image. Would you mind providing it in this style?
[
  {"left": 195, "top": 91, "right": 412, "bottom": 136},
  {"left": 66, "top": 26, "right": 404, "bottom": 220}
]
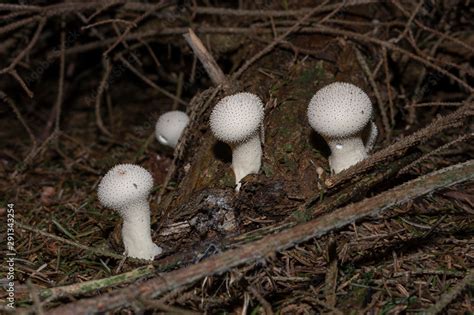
[
  {"left": 48, "top": 160, "right": 474, "bottom": 315},
  {"left": 232, "top": 152, "right": 420, "bottom": 246}
]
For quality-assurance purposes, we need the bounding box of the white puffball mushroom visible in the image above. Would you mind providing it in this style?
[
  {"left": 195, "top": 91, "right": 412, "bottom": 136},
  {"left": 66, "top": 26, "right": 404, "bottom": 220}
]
[
  {"left": 155, "top": 111, "right": 190, "bottom": 148},
  {"left": 97, "top": 164, "right": 162, "bottom": 260},
  {"left": 210, "top": 92, "right": 264, "bottom": 191},
  {"left": 307, "top": 82, "right": 375, "bottom": 174}
]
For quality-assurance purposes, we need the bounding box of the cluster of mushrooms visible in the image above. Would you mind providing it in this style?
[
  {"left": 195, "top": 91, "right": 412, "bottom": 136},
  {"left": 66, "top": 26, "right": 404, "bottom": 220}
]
[{"left": 97, "top": 82, "right": 378, "bottom": 260}]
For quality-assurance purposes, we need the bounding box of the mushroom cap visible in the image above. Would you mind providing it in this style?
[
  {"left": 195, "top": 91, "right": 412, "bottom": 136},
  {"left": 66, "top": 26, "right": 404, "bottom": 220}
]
[
  {"left": 97, "top": 164, "right": 154, "bottom": 210},
  {"left": 155, "top": 111, "right": 190, "bottom": 148},
  {"left": 307, "top": 82, "right": 373, "bottom": 139},
  {"left": 210, "top": 92, "right": 264, "bottom": 143}
]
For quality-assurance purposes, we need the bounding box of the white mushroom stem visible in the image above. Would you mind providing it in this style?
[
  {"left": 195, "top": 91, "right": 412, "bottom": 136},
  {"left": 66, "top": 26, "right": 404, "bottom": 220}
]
[
  {"left": 232, "top": 133, "right": 262, "bottom": 191},
  {"left": 326, "top": 137, "right": 367, "bottom": 174},
  {"left": 209, "top": 92, "right": 265, "bottom": 191},
  {"left": 119, "top": 200, "right": 162, "bottom": 260}
]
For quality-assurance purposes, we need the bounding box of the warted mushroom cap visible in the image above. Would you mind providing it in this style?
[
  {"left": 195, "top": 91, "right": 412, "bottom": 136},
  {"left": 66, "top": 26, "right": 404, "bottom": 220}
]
[
  {"left": 307, "top": 82, "right": 372, "bottom": 139},
  {"left": 97, "top": 164, "right": 154, "bottom": 211},
  {"left": 210, "top": 92, "right": 264, "bottom": 143},
  {"left": 155, "top": 111, "right": 190, "bottom": 148}
]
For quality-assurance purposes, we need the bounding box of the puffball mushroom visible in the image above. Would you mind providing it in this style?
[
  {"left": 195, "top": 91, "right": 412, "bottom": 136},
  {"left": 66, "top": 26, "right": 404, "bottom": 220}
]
[
  {"left": 97, "top": 164, "right": 162, "bottom": 260},
  {"left": 210, "top": 92, "right": 264, "bottom": 191},
  {"left": 155, "top": 111, "right": 190, "bottom": 148},
  {"left": 307, "top": 82, "right": 376, "bottom": 174}
]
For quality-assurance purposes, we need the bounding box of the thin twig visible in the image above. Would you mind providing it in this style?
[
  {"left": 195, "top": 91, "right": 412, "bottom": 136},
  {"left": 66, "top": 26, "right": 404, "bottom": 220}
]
[
  {"left": 103, "top": 1, "right": 168, "bottom": 57},
  {"left": 232, "top": 0, "right": 331, "bottom": 79},
  {"left": 84, "top": 1, "right": 124, "bottom": 23},
  {"left": 54, "top": 19, "right": 66, "bottom": 133},
  {"left": 0, "top": 3, "right": 41, "bottom": 11},
  {"left": 16, "top": 221, "right": 125, "bottom": 260},
  {"left": 424, "top": 269, "right": 474, "bottom": 314},
  {"left": 392, "top": 0, "right": 474, "bottom": 54},
  {"left": 172, "top": 72, "right": 184, "bottom": 110},
  {"left": 399, "top": 133, "right": 474, "bottom": 175},
  {"left": 249, "top": 286, "right": 273, "bottom": 315},
  {"left": 9, "top": 130, "right": 59, "bottom": 179},
  {"left": 45, "top": 20, "right": 471, "bottom": 84},
  {"left": 111, "top": 23, "right": 142, "bottom": 66},
  {"left": 392, "top": 269, "right": 466, "bottom": 278},
  {"left": 42, "top": 2, "right": 124, "bottom": 18},
  {"left": 81, "top": 18, "right": 135, "bottom": 30},
  {"left": 355, "top": 47, "right": 392, "bottom": 140},
  {"left": 0, "top": 17, "right": 46, "bottom": 74},
  {"left": 0, "top": 15, "right": 40, "bottom": 35},
  {"left": 382, "top": 47, "right": 395, "bottom": 125},
  {"left": 9, "top": 69, "right": 34, "bottom": 98},
  {"left": 95, "top": 58, "right": 114, "bottom": 137},
  {"left": 59, "top": 24, "right": 471, "bottom": 92},
  {"left": 183, "top": 28, "right": 230, "bottom": 89},
  {"left": 393, "top": 0, "right": 423, "bottom": 43},
  {"left": 193, "top": 1, "right": 379, "bottom": 17},
  {"left": 324, "top": 240, "right": 338, "bottom": 308},
  {"left": 48, "top": 160, "right": 474, "bottom": 315},
  {"left": 117, "top": 55, "right": 187, "bottom": 106},
  {"left": 408, "top": 102, "right": 464, "bottom": 107},
  {"left": 138, "top": 38, "right": 161, "bottom": 71},
  {"left": 0, "top": 90, "right": 37, "bottom": 147}
]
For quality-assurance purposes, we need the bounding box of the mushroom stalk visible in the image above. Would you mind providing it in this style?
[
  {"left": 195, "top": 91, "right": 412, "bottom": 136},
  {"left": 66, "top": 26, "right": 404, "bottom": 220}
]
[
  {"left": 97, "top": 164, "right": 162, "bottom": 260},
  {"left": 119, "top": 200, "right": 162, "bottom": 260},
  {"left": 326, "top": 137, "right": 367, "bottom": 174},
  {"left": 209, "top": 92, "right": 265, "bottom": 191},
  {"left": 232, "top": 133, "right": 262, "bottom": 191}
]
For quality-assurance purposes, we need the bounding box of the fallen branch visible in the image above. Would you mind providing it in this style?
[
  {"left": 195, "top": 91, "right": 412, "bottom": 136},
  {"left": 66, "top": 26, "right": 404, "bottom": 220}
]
[
  {"left": 183, "top": 28, "right": 230, "bottom": 89},
  {"left": 38, "top": 265, "right": 155, "bottom": 301},
  {"left": 48, "top": 160, "right": 474, "bottom": 314},
  {"left": 193, "top": 1, "right": 379, "bottom": 17}
]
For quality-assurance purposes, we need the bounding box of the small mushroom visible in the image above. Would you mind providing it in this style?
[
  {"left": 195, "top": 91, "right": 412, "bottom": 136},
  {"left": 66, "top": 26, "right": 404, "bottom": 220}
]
[
  {"left": 307, "top": 82, "right": 377, "bottom": 174},
  {"left": 210, "top": 92, "right": 264, "bottom": 191},
  {"left": 97, "top": 164, "right": 162, "bottom": 260},
  {"left": 155, "top": 111, "right": 190, "bottom": 148}
]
